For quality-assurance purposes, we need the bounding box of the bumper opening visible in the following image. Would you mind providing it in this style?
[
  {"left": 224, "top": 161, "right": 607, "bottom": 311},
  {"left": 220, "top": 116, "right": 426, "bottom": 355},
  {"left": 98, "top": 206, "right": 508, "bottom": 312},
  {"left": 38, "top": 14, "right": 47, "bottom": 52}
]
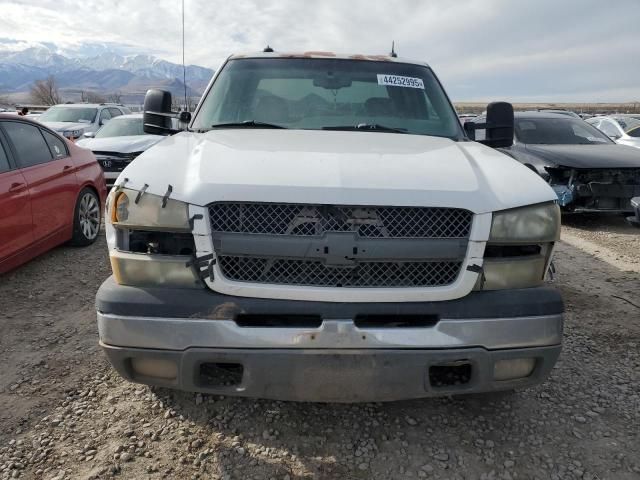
[
  {"left": 235, "top": 314, "right": 322, "bottom": 328},
  {"left": 429, "top": 361, "right": 472, "bottom": 388},
  {"left": 198, "top": 362, "right": 244, "bottom": 387},
  {"left": 354, "top": 314, "right": 439, "bottom": 328}
]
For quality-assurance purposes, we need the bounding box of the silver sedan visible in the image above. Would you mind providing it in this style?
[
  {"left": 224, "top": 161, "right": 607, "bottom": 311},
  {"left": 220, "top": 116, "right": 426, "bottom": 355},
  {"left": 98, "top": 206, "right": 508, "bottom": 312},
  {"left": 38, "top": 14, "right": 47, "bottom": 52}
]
[{"left": 587, "top": 115, "right": 640, "bottom": 149}]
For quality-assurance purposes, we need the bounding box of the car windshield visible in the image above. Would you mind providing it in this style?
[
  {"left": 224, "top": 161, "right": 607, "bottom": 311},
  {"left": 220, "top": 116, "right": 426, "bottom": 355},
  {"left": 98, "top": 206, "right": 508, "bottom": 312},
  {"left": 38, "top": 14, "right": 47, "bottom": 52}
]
[
  {"left": 515, "top": 117, "right": 612, "bottom": 145},
  {"left": 613, "top": 116, "right": 640, "bottom": 132},
  {"left": 192, "top": 58, "right": 463, "bottom": 139},
  {"left": 95, "top": 117, "right": 144, "bottom": 138},
  {"left": 39, "top": 107, "right": 97, "bottom": 123}
]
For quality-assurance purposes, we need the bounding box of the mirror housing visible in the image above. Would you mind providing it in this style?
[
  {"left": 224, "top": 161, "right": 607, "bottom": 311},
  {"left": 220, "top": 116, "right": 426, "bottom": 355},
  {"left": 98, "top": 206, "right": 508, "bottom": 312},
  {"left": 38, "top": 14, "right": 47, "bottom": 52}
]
[
  {"left": 143, "top": 89, "right": 178, "bottom": 135},
  {"left": 465, "top": 101, "right": 514, "bottom": 148},
  {"left": 83, "top": 131, "right": 95, "bottom": 138}
]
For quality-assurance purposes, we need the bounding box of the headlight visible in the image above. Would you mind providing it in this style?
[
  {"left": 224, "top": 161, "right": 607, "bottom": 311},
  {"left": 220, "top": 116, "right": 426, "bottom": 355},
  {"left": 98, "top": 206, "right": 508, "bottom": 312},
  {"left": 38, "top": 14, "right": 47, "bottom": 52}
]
[
  {"left": 110, "top": 251, "right": 199, "bottom": 288},
  {"left": 475, "top": 202, "right": 560, "bottom": 291},
  {"left": 106, "top": 187, "right": 200, "bottom": 289},
  {"left": 481, "top": 256, "right": 548, "bottom": 290},
  {"left": 108, "top": 188, "right": 190, "bottom": 231},
  {"left": 63, "top": 129, "right": 84, "bottom": 138},
  {"left": 490, "top": 202, "right": 560, "bottom": 243}
]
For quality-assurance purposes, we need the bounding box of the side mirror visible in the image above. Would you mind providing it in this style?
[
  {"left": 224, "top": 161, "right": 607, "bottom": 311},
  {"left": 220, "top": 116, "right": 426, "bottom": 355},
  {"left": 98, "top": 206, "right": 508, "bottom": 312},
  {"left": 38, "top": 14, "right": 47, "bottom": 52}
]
[
  {"left": 609, "top": 134, "right": 621, "bottom": 141},
  {"left": 83, "top": 131, "right": 95, "bottom": 138},
  {"left": 465, "top": 101, "right": 514, "bottom": 148},
  {"left": 143, "top": 89, "right": 176, "bottom": 135},
  {"left": 99, "top": 118, "right": 110, "bottom": 126}
]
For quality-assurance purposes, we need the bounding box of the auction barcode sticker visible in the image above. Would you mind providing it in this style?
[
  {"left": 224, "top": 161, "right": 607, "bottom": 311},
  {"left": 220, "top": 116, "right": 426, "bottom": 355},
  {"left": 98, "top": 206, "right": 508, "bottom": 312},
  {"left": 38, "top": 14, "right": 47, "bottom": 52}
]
[{"left": 377, "top": 74, "right": 424, "bottom": 89}]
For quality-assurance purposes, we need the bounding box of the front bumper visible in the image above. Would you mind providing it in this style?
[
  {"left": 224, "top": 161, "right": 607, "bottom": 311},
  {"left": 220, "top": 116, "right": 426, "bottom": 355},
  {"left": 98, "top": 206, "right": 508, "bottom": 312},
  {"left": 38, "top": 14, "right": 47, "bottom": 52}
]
[{"left": 96, "top": 277, "right": 564, "bottom": 402}]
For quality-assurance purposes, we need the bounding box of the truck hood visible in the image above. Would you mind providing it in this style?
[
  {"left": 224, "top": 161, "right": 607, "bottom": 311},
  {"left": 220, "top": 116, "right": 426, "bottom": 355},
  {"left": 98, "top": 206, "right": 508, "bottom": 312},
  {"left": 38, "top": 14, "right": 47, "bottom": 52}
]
[
  {"left": 75, "top": 134, "right": 163, "bottom": 153},
  {"left": 119, "top": 129, "right": 556, "bottom": 214},
  {"left": 524, "top": 144, "right": 640, "bottom": 169},
  {"left": 41, "top": 121, "right": 92, "bottom": 132}
]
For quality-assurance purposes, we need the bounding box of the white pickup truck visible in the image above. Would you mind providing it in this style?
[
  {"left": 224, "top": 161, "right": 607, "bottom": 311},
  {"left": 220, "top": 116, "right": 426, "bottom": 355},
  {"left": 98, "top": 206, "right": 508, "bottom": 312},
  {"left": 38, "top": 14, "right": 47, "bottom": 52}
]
[{"left": 96, "top": 51, "right": 563, "bottom": 402}]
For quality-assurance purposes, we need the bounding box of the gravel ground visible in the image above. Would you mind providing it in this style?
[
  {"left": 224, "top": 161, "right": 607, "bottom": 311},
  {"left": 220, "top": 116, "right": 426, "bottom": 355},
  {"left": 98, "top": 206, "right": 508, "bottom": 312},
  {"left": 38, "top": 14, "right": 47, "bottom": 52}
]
[{"left": 1, "top": 215, "right": 639, "bottom": 480}]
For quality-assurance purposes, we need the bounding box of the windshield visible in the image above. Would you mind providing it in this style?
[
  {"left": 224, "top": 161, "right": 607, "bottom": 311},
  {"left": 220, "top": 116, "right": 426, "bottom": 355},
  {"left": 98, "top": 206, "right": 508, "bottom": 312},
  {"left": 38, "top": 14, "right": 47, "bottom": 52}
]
[
  {"left": 613, "top": 116, "right": 640, "bottom": 133},
  {"left": 192, "top": 58, "right": 463, "bottom": 139},
  {"left": 95, "top": 117, "right": 144, "bottom": 138},
  {"left": 515, "top": 117, "right": 612, "bottom": 145},
  {"left": 39, "top": 107, "right": 97, "bottom": 123}
]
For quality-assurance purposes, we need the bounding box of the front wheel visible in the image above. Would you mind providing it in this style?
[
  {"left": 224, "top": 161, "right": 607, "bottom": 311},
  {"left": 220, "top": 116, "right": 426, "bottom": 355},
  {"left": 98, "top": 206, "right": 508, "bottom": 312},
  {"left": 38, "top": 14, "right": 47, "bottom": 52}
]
[{"left": 70, "top": 188, "right": 101, "bottom": 246}]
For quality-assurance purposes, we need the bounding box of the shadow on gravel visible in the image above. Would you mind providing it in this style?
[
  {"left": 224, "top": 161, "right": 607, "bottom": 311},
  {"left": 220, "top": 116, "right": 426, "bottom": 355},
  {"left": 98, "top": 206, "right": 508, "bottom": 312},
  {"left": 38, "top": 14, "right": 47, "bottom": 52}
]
[{"left": 561, "top": 212, "right": 635, "bottom": 232}]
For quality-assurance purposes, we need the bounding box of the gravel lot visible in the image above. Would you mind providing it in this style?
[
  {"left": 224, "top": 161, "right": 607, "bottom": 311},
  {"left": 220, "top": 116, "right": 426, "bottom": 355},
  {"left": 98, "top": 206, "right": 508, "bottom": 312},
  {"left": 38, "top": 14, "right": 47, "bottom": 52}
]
[{"left": 1, "top": 215, "right": 639, "bottom": 480}]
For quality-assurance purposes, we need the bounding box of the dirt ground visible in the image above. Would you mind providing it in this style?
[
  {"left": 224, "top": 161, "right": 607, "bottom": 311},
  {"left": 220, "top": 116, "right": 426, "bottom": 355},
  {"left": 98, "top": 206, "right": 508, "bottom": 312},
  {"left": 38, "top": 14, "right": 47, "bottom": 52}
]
[{"left": 1, "top": 214, "right": 639, "bottom": 480}]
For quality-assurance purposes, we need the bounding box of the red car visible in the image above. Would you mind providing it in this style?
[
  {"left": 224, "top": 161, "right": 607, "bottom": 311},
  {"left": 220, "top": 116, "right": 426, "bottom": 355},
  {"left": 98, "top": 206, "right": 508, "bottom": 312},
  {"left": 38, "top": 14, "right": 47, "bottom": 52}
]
[{"left": 0, "top": 114, "right": 107, "bottom": 274}]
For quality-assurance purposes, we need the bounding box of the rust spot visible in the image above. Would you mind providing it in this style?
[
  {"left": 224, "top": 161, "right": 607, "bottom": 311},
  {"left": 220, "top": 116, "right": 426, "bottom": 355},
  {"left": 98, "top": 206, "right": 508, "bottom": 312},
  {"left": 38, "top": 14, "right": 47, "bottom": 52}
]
[
  {"left": 303, "top": 51, "right": 336, "bottom": 57},
  {"left": 278, "top": 52, "right": 313, "bottom": 58},
  {"left": 366, "top": 55, "right": 391, "bottom": 61},
  {"left": 348, "top": 54, "right": 368, "bottom": 60}
]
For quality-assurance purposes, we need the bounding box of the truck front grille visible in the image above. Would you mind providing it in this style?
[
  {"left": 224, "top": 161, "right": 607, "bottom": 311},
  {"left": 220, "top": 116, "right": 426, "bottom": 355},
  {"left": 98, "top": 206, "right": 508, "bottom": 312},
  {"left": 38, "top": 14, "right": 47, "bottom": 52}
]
[
  {"left": 209, "top": 203, "right": 472, "bottom": 238},
  {"left": 208, "top": 202, "right": 471, "bottom": 288},
  {"left": 217, "top": 256, "right": 462, "bottom": 288}
]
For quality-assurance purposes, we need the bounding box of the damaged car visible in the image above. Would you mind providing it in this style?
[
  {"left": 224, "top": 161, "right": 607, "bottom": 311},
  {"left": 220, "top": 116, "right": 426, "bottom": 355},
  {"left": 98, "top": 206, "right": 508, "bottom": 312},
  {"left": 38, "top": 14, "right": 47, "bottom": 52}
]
[{"left": 489, "top": 112, "right": 640, "bottom": 213}]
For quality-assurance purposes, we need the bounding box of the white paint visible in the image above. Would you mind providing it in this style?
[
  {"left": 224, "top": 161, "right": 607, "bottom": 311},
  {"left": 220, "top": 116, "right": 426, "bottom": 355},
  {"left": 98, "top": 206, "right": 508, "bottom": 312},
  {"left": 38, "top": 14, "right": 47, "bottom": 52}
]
[{"left": 115, "top": 129, "right": 556, "bottom": 214}]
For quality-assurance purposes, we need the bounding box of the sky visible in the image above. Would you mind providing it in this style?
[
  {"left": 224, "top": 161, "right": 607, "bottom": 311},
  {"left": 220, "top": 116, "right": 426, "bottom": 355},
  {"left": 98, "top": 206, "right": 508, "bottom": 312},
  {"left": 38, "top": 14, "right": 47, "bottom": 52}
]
[{"left": 1, "top": 0, "right": 639, "bottom": 102}]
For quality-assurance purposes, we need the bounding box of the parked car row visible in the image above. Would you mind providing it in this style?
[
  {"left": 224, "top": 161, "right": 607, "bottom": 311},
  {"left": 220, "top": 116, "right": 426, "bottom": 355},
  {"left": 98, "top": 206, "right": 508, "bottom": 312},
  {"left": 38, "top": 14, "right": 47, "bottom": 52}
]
[{"left": 38, "top": 103, "right": 131, "bottom": 140}]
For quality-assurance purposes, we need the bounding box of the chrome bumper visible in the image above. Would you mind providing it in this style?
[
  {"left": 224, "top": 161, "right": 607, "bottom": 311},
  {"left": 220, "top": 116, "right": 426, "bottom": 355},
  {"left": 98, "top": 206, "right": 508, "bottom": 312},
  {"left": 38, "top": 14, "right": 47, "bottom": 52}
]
[
  {"left": 98, "top": 312, "right": 562, "bottom": 351},
  {"left": 96, "top": 278, "right": 563, "bottom": 401}
]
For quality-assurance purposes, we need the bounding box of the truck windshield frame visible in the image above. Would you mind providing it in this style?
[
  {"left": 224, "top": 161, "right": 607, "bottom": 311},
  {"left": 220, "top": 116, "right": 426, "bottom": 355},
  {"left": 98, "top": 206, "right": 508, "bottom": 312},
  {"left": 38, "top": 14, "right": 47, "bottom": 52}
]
[{"left": 191, "top": 58, "right": 465, "bottom": 140}]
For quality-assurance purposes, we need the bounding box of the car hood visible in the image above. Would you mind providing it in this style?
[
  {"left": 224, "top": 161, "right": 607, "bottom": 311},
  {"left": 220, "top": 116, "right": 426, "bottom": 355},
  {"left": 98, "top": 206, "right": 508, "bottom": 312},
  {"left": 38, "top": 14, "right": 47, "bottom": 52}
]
[
  {"left": 41, "top": 121, "right": 92, "bottom": 132},
  {"left": 524, "top": 144, "right": 640, "bottom": 169},
  {"left": 118, "top": 129, "right": 556, "bottom": 214},
  {"left": 619, "top": 137, "right": 640, "bottom": 148},
  {"left": 76, "top": 135, "right": 164, "bottom": 153}
]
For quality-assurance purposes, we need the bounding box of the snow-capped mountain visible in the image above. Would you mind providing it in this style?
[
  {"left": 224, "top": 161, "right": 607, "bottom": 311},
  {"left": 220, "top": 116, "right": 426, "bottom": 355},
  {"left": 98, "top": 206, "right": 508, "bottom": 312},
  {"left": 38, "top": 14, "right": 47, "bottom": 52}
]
[{"left": 0, "top": 40, "right": 214, "bottom": 100}]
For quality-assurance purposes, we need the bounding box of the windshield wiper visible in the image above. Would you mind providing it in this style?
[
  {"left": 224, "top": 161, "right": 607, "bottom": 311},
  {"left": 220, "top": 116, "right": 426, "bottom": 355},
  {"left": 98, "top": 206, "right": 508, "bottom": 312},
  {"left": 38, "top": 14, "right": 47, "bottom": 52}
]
[
  {"left": 322, "top": 123, "right": 407, "bottom": 134},
  {"left": 210, "top": 120, "right": 287, "bottom": 129}
]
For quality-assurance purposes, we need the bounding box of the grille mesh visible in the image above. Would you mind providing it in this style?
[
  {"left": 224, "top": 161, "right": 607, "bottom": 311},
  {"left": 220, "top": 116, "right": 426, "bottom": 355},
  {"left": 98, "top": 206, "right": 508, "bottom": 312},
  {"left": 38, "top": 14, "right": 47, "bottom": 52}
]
[
  {"left": 217, "top": 256, "right": 462, "bottom": 288},
  {"left": 209, "top": 203, "right": 472, "bottom": 239}
]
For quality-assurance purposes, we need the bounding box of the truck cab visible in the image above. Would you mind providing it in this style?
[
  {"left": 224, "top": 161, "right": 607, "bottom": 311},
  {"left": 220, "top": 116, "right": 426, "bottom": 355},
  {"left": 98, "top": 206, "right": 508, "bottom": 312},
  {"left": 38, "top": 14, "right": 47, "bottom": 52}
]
[{"left": 96, "top": 51, "right": 563, "bottom": 402}]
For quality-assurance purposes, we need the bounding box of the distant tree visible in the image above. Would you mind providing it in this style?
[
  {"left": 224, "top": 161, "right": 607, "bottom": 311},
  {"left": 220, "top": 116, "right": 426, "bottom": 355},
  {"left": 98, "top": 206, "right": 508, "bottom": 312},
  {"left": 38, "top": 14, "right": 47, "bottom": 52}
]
[
  {"left": 186, "top": 96, "right": 198, "bottom": 112},
  {"left": 107, "top": 91, "right": 123, "bottom": 103},
  {"left": 171, "top": 95, "right": 197, "bottom": 112},
  {"left": 30, "top": 75, "right": 63, "bottom": 105}
]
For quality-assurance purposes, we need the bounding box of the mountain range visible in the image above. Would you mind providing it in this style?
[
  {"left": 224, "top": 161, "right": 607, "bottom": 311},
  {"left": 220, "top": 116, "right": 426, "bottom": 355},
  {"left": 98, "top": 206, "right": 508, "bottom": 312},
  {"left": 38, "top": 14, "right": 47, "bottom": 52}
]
[{"left": 0, "top": 40, "right": 215, "bottom": 104}]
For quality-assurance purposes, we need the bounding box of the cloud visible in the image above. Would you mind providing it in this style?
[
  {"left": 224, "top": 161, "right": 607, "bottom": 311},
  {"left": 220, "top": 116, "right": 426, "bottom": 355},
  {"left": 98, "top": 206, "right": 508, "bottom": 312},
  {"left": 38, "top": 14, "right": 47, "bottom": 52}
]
[{"left": 0, "top": 0, "right": 639, "bottom": 101}]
